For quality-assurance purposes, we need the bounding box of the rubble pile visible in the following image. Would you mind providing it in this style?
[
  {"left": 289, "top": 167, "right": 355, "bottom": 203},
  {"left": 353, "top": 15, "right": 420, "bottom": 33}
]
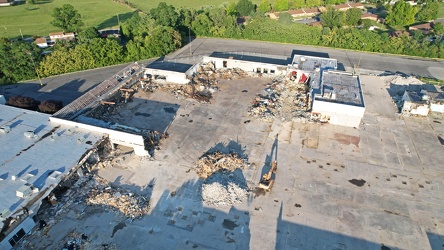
[
  {"left": 248, "top": 78, "right": 310, "bottom": 122},
  {"left": 201, "top": 171, "right": 249, "bottom": 206},
  {"left": 157, "top": 84, "right": 216, "bottom": 103},
  {"left": 86, "top": 176, "right": 150, "bottom": 219},
  {"left": 195, "top": 151, "right": 248, "bottom": 179},
  {"left": 382, "top": 75, "right": 426, "bottom": 111}
]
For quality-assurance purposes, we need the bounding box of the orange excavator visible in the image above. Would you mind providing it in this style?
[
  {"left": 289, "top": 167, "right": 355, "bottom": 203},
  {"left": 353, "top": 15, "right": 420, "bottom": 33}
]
[{"left": 259, "top": 160, "right": 277, "bottom": 190}]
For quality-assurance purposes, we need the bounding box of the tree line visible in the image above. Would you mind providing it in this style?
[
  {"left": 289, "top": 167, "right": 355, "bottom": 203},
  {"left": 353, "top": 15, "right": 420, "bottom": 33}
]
[{"left": 1, "top": 1, "right": 443, "bottom": 85}]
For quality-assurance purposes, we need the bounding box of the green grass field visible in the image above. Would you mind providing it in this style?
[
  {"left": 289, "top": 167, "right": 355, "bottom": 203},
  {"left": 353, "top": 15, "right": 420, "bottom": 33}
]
[
  {"left": 0, "top": 0, "right": 133, "bottom": 38},
  {"left": 128, "top": 0, "right": 260, "bottom": 13},
  {"left": 0, "top": 0, "right": 263, "bottom": 39},
  {"left": 438, "top": 2, "right": 444, "bottom": 19}
]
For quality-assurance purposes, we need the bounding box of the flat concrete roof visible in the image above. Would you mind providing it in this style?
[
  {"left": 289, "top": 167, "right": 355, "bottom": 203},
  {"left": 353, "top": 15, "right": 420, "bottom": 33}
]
[
  {"left": 0, "top": 105, "right": 102, "bottom": 218},
  {"left": 145, "top": 60, "right": 193, "bottom": 73},
  {"left": 316, "top": 70, "right": 364, "bottom": 107},
  {"left": 292, "top": 55, "right": 337, "bottom": 71},
  {"left": 209, "top": 52, "right": 291, "bottom": 66}
]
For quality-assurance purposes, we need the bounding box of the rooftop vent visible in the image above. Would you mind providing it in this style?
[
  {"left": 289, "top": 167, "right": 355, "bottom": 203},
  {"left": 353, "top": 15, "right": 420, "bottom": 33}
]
[
  {"left": 50, "top": 133, "right": 59, "bottom": 141},
  {"left": 24, "top": 131, "right": 38, "bottom": 139},
  {"left": 0, "top": 126, "right": 11, "bottom": 133}
]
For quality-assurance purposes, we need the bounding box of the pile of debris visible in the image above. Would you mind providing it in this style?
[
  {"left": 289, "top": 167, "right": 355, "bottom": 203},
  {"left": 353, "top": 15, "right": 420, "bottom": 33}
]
[
  {"left": 193, "top": 61, "right": 249, "bottom": 83},
  {"left": 86, "top": 176, "right": 150, "bottom": 219},
  {"left": 201, "top": 172, "right": 249, "bottom": 206},
  {"left": 248, "top": 78, "right": 310, "bottom": 122},
  {"left": 195, "top": 151, "right": 248, "bottom": 179},
  {"left": 156, "top": 83, "right": 217, "bottom": 103},
  {"left": 382, "top": 75, "right": 427, "bottom": 111}
]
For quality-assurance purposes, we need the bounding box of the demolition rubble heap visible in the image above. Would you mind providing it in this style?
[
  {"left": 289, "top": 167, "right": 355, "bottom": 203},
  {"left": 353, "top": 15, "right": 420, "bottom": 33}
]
[
  {"left": 195, "top": 151, "right": 250, "bottom": 206},
  {"left": 248, "top": 77, "right": 310, "bottom": 122},
  {"left": 86, "top": 176, "right": 150, "bottom": 219},
  {"left": 143, "top": 62, "right": 249, "bottom": 103}
]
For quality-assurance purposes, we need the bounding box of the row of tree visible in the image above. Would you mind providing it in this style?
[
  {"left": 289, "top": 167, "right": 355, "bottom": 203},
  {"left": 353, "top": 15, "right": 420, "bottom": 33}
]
[{"left": 1, "top": 1, "right": 443, "bottom": 85}]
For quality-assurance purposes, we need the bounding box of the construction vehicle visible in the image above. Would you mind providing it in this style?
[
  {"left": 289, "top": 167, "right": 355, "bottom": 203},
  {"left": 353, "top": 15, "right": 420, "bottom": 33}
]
[{"left": 259, "top": 160, "right": 277, "bottom": 190}]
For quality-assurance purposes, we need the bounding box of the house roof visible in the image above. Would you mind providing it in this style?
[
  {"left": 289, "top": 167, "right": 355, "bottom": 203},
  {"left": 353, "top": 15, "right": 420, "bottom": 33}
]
[
  {"left": 361, "top": 13, "right": 378, "bottom": 19},
  {"left": 304, "top": 7, "right": 321, "bottom": 14},
  {"left": 35, "top": 37, "right": 47, "bottom": 44},
  {"left": 49, "top": 32, "right": 65, "bottom": 37},
  {"left": 409, "top": 22, "right": 432, "bottom": 31},
  {"left": 288, "top": 9, "right": 305, "bottom": 15}
]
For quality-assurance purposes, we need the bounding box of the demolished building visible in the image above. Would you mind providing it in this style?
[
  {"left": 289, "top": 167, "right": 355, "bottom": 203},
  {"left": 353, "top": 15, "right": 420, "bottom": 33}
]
[
  {"left": 311, "top": 70, "right": 365, "bottom": 127},
  {"left": 402, "top": 90, "right": 444, "bottom": 116},
  {"left": 0, "top": 105, "right": 103, "bottom": 249}
]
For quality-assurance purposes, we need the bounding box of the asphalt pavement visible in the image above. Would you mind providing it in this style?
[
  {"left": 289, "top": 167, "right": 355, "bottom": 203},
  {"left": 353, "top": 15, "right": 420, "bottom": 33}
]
[{"left": 1, "top": 38, "right": 443, "bottom": 105}]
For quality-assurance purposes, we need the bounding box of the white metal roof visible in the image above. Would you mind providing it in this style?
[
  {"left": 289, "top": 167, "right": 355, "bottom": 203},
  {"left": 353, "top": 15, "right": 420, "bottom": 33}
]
[{"left": 0, "top": 105, "right": 102, "bottom": 218}]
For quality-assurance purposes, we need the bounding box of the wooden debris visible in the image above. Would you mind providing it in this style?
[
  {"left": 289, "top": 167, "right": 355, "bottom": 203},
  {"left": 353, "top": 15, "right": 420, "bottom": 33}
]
[{"left": 195, "top": 152, "right": 248, "bottom": 179}]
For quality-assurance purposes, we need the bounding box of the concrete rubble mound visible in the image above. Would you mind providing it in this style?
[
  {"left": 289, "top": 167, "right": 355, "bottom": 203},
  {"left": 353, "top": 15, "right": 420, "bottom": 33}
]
[
  {"left": 86, "top": 176, "right": 150, "bottom": 219},
  {"left": 195, "top": 151, "right": 248, "bottom": 179},
  {"left": 248, "top": 78, "right": 310, "bottom": 122},
  {"left": 201, "top": 171, "right": 249, "bottom": 207}
]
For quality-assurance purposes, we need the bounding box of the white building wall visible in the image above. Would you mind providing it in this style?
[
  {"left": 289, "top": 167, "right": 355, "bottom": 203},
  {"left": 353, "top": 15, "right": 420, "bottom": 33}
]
[
  {"left": 202, "top": 56, "right": 287, "bottom": 75},
  {"left": 430, "top": 103, "right": 444, "bottom": 113},
  {"left": 49, "top": 117, "right": 148, "bottom": 156},
  {"left": 0, "top": 216, "right": 35, "bottom": 250},
  {"left": 312, "top": 100, "right": 365, "bottom": 127},
  {"left": 144, "top": 69, "right": 189, "bottom": 84}
]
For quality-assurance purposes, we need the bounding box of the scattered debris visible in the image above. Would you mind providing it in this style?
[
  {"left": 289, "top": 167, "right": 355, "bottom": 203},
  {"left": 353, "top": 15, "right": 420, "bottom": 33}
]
[
  {"left": 248, "top": 76, "right": 310, "bottom": 122},
  {"left": 294, "top": 203, "right": 302, "bottom": 208},
  {"left": 86, "top": 176, "right": 150, "bottom": 219}
]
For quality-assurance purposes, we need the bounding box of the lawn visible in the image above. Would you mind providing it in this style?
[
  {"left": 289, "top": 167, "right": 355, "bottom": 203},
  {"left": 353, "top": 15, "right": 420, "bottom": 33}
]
[
  {"left": 0, "top": 0, "right": 133, "bottom": 39},
  {"left": 438, "top": 2, "right": 444, "bottom": 19},
  {"left": 128, "top": 0, "right": 261, "bottom": 13}
]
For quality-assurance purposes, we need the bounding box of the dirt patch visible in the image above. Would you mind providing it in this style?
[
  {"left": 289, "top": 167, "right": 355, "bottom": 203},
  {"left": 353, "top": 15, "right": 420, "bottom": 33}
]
[{"left": 334, "top": 133, "right": 360, "bottom": 147}]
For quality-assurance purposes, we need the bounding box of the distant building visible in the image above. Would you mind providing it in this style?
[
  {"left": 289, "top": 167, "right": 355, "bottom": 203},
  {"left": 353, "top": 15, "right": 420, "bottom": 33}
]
[
  {"left": 361, "top": 13, "right": 379, "bottom": 22},
  {"left": 402, "top": 90, "right": 444, "bottom": 115},
  {"left": 0, "top": 0, "right": 13, "bottom": 7},
  {"left": 98, "top": 28, "right": 121, "bottom": 39},
  {"left": 49, "top": 32, "right": 76, "bottom": 43},
  {"left": 34, "top": 37, "right": 48, "bottom": 48}
]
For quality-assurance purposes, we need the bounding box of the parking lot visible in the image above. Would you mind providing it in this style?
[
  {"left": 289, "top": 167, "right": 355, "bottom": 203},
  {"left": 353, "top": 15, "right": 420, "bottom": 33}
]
[{"left": 20, "top": 75, "right": 444, "bottom": 250}]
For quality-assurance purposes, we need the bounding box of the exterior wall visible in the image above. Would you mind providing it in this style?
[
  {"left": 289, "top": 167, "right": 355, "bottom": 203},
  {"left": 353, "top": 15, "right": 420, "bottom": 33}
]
[
  {"left": 202, "top": 56, "right": 287, "bottom": 76},
  {"left": 0, "top": 216, "right": 35, "bottom": 249},
  {"left": 144, "top": 69, "right": 189, "bottom": 84},
  {"left": 49, "top": 117, "right": 148, "bottom": 156},
  {"left": 430, "top": 103, "right": 444, "bottom": 113},
  {"left": 312, "top": 100, "right": 365, "bottom": 127}
]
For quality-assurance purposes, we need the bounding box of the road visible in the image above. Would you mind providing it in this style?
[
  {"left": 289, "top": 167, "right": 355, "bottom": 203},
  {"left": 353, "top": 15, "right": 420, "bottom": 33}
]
[{"left": 1, "top": 38, "right": 443, "bottom": 105}]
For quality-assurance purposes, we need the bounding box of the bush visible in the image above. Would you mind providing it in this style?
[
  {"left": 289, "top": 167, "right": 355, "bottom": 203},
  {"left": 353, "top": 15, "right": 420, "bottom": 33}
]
[
  {"left": 38, "top": 100, "right": 63, "bottom": 114},
  {"left": 6, "top": 96, "right": 38, "bottom": 110}
]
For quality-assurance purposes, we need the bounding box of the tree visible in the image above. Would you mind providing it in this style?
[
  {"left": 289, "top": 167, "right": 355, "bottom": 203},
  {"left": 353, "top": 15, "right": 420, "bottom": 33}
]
[
  {"left": 51, "top": 4, "right": 84, "bottom": 32},
  {"left": 273, "top": 0, "right": 289, "bottom": 11},
  {"left": 360, "top": 19, "right": 372, "bottom": 29},
  {"left": 320, "top": 6, "right": 345, "bottom": 28},
  {"left": 416, "top": 2, "right": 438, "bottom": 22},
  {"left": 278, "top": 12, "right": 293, "bottom": 24},
  {"left": 0, "top": 41, "right": 41, "bottom": 83},
  {"left": 235, "top": 0, "right": 255, "bottom": 16},
  {"left": 38, "top": 100, "right": 63, "bottom": 114},
  {"left": 258, "top": 0, "right": 271, "bottom": 13},
  {"left": 77, "top": 27, "right": 99, "bottom": 44},
  {"left": 433, "top": 22, "right": 444, "bottom": 36},
  {"left": 150, "top": 2, "right": 179, "bottom": 28},
  {"left": 226, "top": 2, "right": 238, "bottom": 16},
  {"left": 345, "top": 8, "right": 362, "bottom": 26},
  {"left": 305, "top": 0, "right": 321, "bottom": 8},
  {"left": 385, "top": 1, "right": 417, "bottom": 26}
]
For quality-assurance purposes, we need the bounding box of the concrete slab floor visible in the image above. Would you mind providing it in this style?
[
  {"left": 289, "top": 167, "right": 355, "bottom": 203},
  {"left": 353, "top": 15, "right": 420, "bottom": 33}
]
[{"left": 18, "top": 75, "right": 444, "bottom": 250}]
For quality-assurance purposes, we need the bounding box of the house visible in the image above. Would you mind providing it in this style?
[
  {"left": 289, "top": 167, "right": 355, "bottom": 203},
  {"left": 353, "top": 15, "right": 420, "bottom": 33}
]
[
  {"left": 269, "top": 12, "right": 279, "bottom": 19},
  {"left": 304, "top": 7, "right": 321, "bottom": 16},
  {"left": 0, "top": 0, "right": 13, "bottom": 7},
  {"left": 361, "top": 13, "right": 379, "bottom": 22},
  {"left": 288, "top": 9, "right": 306, "bottom": 18},
  {"left": 49, "top": 32, "right": 76, "bottom": 42},
  {"left": 34, "top": 37, "right": 48, "bottom": 49},
  {"left": 409, "top": 21, "right": 444, "bottom": 34},
  {"left": 333, "top": 3, "right": 364, "bottom": 11},
  {"left": 98, "top": 28, "right": 121, "bottom": 39}
]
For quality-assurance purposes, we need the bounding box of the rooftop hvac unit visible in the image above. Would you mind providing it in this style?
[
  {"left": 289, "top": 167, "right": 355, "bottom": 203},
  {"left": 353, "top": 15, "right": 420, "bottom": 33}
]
[
  {"left": 50, "top": 133, "right": 59, "bottom": 140},
  {"left": 16, "top": 185, "right": 33, "bottom": 198},
  {"left": 0, "top": 126, "right": 11, "bottom": 133}
]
